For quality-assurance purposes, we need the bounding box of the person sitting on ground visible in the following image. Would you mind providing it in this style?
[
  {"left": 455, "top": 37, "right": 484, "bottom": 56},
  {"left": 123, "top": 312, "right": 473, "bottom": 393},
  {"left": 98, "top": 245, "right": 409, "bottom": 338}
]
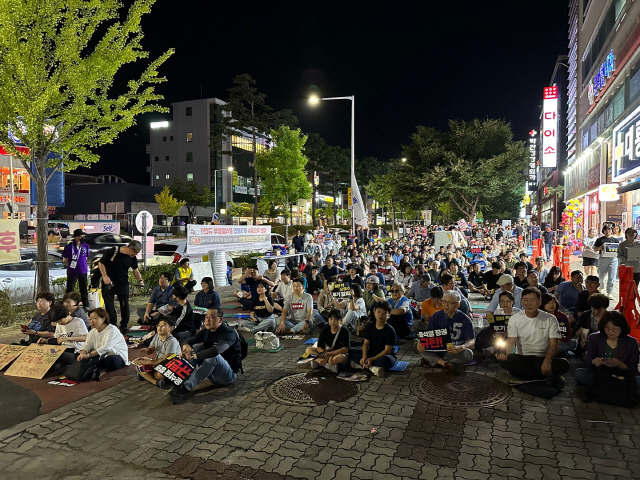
[
  {"left": 525, "top": 270, "right": 548, "bottom": 295},
  {"left": 540, "top": 293, "right": 575, "bottom": 357},
  {"left": 38, "top": 304, "right": 88, "bottom": 366},
  {"left": 19, "top": 292, "right": 56, "bottom": 345},
  {"left": 427, "top": 260, "right": 441, "bottom": 283},
  {"left": 519, "top": 253, "right": 534, "bottom": 272},
  {"left": 487, "top": 274, "right": 523, "bottom": 313},
  {"left": 75, "top": 308, "right": 129, "bottom": 374},
  {"left": 273, "top": 269, "right": 293, "bottom": 312},
  {"left": 317, "top": 280, "right": 338, "bottom": 321},
  {"left": 575, "top": 293, "right": 609, "bottom": 356},
  {"left": 335, "top": 283, "right": 367, "bottom": 335},
  {"left": 349, "top": 301, "right": 397, "bottom": 377},
  {"left": 575, "top": 275, "right": 600, "bottom": 318},
  {"left": 468, "top": 263, "right": 485, "bottom": 294},
  {"left": 238, "top": 281, "right": 277, "bottom": 334},
  {"left": 306, "top": 265, "right": 324, "bottom": 294},
  {"left": 475, "top": 291, "right": 519, "bottom": 355},
  {"left": 543, "top": 266, "right": 565, "bottom": 294},
  {"left": 362, "top": 275, "right": 387, "bottom": 315},
  {"left": 262, "top": 259, "right": 281, "bottom": 287},
  {"left": 533, "top": 257, "right": 549, "bottom": 285},
  {"left": 276, "top": 278, "right": 316, "bottom": 334},
  {"left": 240, "top": 267, "right": 276, "bottom": 305},
  {"left": 379, "top": 257, "right": 398, "bottom": 286},
  {"left": 173, "top": 258, "right": 197, "bottom": 292},
  {"left": 63, "top": 291, "right": 90, "bottom": 331},
  {"left": 139, "top": 272, "right": 176, "bottom": 326},
  {"left": 575, "top": 311, "right": 640, "bottom": 393},
  {"left": 386, "top": 283, "right": 413, "bottom": 338},
  {"left": 194, "top": 277, "right": 221, "bottom": 313},
  {"left": 306, "top": 309, "right": 350, "bottom": 373},
  {"left": 290, "top": 268, "right": 307, "bottom": 292},
  {"left": 169, "top": 285, "right": 198, "bottom": 340},
  {"left": 343, "top": 263, "right": 365, "bottom": 289},
  {"left": 480, "top": 261, "right": 503, "bottom": 298},
  {"left": 513, "top": 262, "right": 529, "bottom": 289},
  {"left": 440, "top": 273, "right": 471, "bottom": 316},
  {"left": 418, "top": 290, "right": 475, "bottom": 370},
  {"left": 395, "top": 263, "right": 414, "bottom": 290},
  {"left": 133, "top": 317, "right": 181, "bottom": 388},
  {"left": 555, "top": 270, "right": 584, "bottom": 316},
  {"left": 406, "top": 274, "right": 432, "bottom": 304},
  {"left": 168, "top": 307, "right": 242, "bottom": 404},
  {"left": 415, "top": 286, "right": 444, "bottom": 333},
  {"left": 496, "top": 287, "right": 569, "bottom": 387},
  {"left": 366, "top": 262, "right": 386, "bottom": 289},
  {"left": 235, "top": 282, "right": 253, "bottom": 311},
  {"left": 447, "top": 260, "right": 469, "bottom": 298},
  {"left": 320, "top": 256, "right": 339, "bottom": 282}
]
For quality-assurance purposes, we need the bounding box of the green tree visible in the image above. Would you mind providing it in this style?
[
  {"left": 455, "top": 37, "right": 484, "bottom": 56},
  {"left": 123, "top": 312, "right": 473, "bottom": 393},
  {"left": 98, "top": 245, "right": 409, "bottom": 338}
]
[
  {"left": 155, "top": 186, "right": 185, "bottom": 236},
  {"left": 256, "top": 126, "right": 312, "bottom": 228},
  {"left": 257, "top": 197, "right": 283, "bottom": 221},
  {"left": 170, "top": 179, "right": 212, "bottom": 222},
  {"left": 0, "top": 0, "right": 172, "bottom": 291},
  {"left": 304, "top": 133, "right": 329, "bottom": 225},
  {"left": 227, "top": 202, "right": 253, "bottom": 218},
  {"left": 212, "top": 74, "right": 297, "bottom": 224},
  {"left": 401, "top": 119, "right": 528, "bottom": 221}
]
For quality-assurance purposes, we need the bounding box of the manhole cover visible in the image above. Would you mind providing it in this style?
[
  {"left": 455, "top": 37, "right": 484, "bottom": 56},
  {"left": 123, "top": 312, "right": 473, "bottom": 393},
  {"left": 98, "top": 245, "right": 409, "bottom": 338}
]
[
  {"left": 410, "top": 372, "right": 511, "bottom": 407},
  {"left": 266, "top": 372, "right": 358, "bottom": 406}
]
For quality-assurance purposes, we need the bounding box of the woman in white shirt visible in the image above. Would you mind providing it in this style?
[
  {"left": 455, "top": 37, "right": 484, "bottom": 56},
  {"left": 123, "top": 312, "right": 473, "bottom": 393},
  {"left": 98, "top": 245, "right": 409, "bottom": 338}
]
[
  {"left": 76, "top": 308, "right": 129, "bottom": 372},
  {"left": 334, "top": 283, "right": 367, "bottom": 335},
  {"left": 395, "top": 263, "right": 414, "bottom": 289},
  {"left": 39, "top": 304, "right": 88, "bottom": 365}
]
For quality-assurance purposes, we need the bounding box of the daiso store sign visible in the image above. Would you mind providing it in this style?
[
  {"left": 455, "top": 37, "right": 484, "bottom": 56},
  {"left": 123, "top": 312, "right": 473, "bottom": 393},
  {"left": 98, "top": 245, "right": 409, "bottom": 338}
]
[
  {"left": 542, "top": 86, "right": 558, "bottom": 168},
  {"left": 613, "top": 104, "right": 640, "bottom": 181}
]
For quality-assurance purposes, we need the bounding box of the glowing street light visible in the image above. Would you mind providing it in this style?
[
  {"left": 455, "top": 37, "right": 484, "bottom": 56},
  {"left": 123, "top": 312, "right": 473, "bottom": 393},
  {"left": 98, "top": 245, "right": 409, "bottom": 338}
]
[{"left": 214, "top": 166, "right": 234, "bottom": 216}]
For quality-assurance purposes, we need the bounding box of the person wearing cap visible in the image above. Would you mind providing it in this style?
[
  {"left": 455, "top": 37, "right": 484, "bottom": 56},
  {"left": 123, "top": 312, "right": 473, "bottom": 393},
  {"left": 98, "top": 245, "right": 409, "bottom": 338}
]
[
  {"left": 362, "top": 275, "right": 386, "bottom": 314},
  {"left": 62, "top": 228, "right": 90, "bottom": 307},
  {"left": 487, "top": 274, "right": 523, "bottom": 313}
]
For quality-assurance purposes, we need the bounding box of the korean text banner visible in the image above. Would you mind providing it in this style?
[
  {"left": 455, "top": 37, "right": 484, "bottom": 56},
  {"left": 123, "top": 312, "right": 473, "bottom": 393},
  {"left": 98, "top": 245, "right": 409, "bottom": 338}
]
[
  {"left": 0, "top": 219, "right": 20, "bottom": 264},
  {"left": 186, "top": 224, "right": 271, "bottom": 255}
]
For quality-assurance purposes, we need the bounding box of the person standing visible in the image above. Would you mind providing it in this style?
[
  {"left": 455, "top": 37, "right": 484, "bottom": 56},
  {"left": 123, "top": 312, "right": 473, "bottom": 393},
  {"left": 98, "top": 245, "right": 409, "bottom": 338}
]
[
  {"left": 62, "top": 229, "right": 90, "bottom": 308},
  {"left": 582, "top": 227, "right": 599, "bottom": 277},
  {"left": 292, "top": 230, "right": 305, "bottom": 253},
  {"left": 542, "top": 225, "right": 556, "bottom": 261},
  {"left": 593, "top": 224, "right": 620, "bottom": 298},
  {"left": 99, "top": 240, "right": 144, "bottom": 333},
  {"left": 618, "top": 227, "right": 640, "bottom": 285}
]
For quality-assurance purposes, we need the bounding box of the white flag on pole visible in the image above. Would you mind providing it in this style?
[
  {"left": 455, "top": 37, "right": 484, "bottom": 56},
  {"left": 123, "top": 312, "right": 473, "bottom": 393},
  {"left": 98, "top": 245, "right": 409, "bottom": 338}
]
[{"left": 351, "top": 172, "right": 368, "bottom": 227}]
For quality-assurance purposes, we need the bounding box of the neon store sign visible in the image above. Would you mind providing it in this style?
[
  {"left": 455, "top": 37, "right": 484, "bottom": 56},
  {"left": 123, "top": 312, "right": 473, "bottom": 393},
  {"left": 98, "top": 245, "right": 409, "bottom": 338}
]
[{"left": 588, "top": 50, "right": 615, "bottom": 105}]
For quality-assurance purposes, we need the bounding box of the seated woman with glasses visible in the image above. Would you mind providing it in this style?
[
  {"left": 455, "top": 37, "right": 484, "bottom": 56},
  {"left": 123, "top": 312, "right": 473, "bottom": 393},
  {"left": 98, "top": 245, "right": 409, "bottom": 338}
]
[
  {"left": 575, "top": 311, "right": 640, "bottom": 395},
  {"left": 386, "top": 283, "right": 413, "bottom": 338}
]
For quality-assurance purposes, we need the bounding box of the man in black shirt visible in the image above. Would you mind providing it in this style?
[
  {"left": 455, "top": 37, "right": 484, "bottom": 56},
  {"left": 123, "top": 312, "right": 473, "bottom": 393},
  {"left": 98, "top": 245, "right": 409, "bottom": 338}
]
[
  {"left": 480, "top": 262, "right": 503, "bottom": 298},
  {"left": 99, "top": 240, "right": 144, "bottom": 333},
  {"left": 169, "top": 307, "right": 241, "bottom": 404}
]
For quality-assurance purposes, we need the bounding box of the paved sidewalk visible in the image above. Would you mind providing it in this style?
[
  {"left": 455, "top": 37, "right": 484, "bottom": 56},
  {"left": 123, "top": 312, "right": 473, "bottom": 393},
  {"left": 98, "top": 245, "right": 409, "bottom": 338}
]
[{"left": 1, "top": 260, "right": 638, "bottom": 479}]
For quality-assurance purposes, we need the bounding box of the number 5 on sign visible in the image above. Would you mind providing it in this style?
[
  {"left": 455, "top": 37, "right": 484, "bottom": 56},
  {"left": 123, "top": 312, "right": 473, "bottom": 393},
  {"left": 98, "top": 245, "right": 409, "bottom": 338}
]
[{"left": 0, "top": 220, "right": 20, "bottom": 264}]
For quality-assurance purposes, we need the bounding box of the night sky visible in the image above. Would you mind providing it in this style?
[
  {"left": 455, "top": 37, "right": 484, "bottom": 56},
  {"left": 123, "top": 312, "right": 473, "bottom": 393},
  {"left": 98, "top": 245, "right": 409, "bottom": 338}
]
[{"left": 86, "top": 0, "right": 569, "bottom": 184}]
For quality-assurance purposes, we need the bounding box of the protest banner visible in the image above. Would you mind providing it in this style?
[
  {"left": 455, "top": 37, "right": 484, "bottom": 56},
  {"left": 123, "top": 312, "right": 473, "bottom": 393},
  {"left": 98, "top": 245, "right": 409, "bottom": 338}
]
[
  {"left": 0, "top": 219, "right": 20, "bottom": 264},
  {"left": 4, "top": 344, "right": 66, "bottom": 379},
  {"left": 186, "top": 224, "right": 271, "bottom": 256},
  {"left": 153, "top": 354, "right": 194, "bottom": 386},
  {"left": 0, "top": 344, "right": 27, "bottom": 370},
  {"left": 418, "top": 328, "right": 452, "bottom": 352},
  {"left": 487, "top": 313, "right": 511, "bottom": 335},
  {"left": 331, "top": 282, "right": 351, "bottom": 299}
]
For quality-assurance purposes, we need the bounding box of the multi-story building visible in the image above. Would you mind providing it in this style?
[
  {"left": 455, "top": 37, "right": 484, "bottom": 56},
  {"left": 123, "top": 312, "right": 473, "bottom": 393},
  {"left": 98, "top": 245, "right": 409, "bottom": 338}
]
[
  {"left": 146, "top": 98, "right": 270, "bottom": 215},
  {"left": 564, "top": 0, "right": 640, "bottom": 234}
]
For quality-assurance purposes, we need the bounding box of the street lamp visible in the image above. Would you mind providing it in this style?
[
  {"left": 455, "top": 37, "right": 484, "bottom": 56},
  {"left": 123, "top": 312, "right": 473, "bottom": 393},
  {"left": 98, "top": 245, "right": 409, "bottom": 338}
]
[
  {"left": 308, "top": 94, "right": 357, "bottom": 235},
  {"left": 214, "top": 166, "right": 234, "bottom": 216}
]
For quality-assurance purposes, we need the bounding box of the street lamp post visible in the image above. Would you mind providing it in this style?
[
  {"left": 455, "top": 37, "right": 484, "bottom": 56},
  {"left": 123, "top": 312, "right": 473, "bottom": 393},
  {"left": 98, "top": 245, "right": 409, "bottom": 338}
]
[
  {"left": 309, "top": 95, "right": 356, "bottom": 235},
  {"left": 214, "top": 166, "right": 234, "bottom": 218}
]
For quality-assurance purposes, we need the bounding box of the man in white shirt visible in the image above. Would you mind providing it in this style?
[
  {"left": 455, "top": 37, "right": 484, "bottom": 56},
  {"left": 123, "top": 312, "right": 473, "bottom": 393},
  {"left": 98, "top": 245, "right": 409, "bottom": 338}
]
[{"left": 496, "top": 287, "right": 570, "bottom": 383}]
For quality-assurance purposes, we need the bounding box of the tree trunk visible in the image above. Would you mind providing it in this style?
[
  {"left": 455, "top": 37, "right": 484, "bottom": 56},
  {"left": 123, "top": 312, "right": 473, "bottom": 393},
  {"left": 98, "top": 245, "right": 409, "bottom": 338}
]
[{"left": 35, "top": 156, "right": 50, "bottom": 294}]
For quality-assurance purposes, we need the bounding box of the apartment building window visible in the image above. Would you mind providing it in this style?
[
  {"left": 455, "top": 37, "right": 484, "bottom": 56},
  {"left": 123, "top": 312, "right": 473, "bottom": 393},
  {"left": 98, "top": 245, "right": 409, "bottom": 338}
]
[
  {"left": 162, "top": 136, "right": 167, "bottom": 141},
  {"left": 186, "top": 132, "right": 193, "bottom": 142},
  {"left": 187, "top": 173, "right": 194, "bottom": 182},
  {"left": 169, "top": 136, "right": 174, "bottom": 141},
  {"left": 186, "top": 152, "right": 193, "bottom": 162},
  {"left": 166, "top": 174, "right": 170, "bottom": 179},
  {"left": 154, "top": 156, "right": 159, "bottom": 162},
  {"left": 186, "top": 106, "right": 192, "bottom": 116},
  {"left": 165, "top": 155, "right": 170, "bottom": 161},
  {"left": 155, "top": 175, "right": 159, "bottom": 180}
]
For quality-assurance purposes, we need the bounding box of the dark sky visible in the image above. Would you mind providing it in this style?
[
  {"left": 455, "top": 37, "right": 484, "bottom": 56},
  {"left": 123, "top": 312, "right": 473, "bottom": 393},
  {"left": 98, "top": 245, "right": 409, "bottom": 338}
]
[{"left": 86, "top": 0, "right": 569, "bottom": 183}]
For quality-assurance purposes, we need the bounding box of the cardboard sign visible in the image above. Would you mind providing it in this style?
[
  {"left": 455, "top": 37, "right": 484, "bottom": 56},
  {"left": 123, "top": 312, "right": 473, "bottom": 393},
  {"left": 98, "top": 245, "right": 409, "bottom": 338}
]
[
  {"left": 331, "top": 282, "right": 351, "bottom": 299},
  {"left": 470, "top": 245, "right": 484, "bottom": 254},
  {"left": 4, "top": 344, "right": 66, "bottom": 379},
  {"left": 153, "top": 354, "right": 194, "bottom": 386},
  {"left": 418, "top": 329, "right": 452, "bottom": 352},
  {"left": 487, "top": 313, "right": 510, "bottom": 334},
  {"left": 0, "top": 344, "right": 27, "bottom": 370}
]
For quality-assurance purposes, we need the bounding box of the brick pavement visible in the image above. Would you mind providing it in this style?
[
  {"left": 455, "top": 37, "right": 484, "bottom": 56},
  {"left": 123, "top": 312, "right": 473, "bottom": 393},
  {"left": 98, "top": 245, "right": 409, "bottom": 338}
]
[{"left": 1, "top": 260, "right": 639, "bottom": 479}]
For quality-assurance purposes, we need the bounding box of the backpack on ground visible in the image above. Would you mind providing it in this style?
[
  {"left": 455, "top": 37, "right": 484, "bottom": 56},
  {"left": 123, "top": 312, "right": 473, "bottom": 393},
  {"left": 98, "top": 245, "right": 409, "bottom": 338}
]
[
  {"left": 234, "top": 329, "right": 248, "bottom": 374},
  {"left": 89, "top": 247, "right": 118, "bottom": 288},
  {"left": 64, "top": 357, "right": 100, "bottom": 382},
  {"left": 255, "top": 331, "right": 279, "bottom": 351}
]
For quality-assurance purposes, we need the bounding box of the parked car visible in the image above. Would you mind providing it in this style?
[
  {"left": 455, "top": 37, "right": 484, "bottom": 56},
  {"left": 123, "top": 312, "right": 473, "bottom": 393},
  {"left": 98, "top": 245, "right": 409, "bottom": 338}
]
[
  {"left": 0, "top": 250, "right": 67, "bottom": 304},
  {"left": 82, "top": 233, "right": 135, "bottom": 260},
  {"left": 47, "top": 222, "right": 70, "bottom": 238}
]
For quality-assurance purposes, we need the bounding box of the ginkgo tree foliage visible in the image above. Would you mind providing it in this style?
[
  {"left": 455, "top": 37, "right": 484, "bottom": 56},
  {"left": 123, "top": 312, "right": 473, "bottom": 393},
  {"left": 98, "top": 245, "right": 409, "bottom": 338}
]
[{"left": 0, "top": 0, "right": 173, "bottom": 291}]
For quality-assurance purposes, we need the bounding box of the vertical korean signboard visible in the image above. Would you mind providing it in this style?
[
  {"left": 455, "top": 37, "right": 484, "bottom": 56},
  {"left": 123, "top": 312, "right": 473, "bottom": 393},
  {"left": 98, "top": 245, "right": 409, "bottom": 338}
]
[
  {"left": 542, "top": 86, "right": 558, "bottom": 168},
  {"left": 528, "top": 130, "right": 538, "bottom": 191}
]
